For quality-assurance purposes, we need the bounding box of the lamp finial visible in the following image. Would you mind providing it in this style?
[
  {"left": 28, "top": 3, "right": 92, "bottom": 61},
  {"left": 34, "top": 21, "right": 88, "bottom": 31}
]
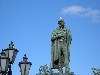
[{"left": 9, "top": 41, "right": 14, "bottom": 48}]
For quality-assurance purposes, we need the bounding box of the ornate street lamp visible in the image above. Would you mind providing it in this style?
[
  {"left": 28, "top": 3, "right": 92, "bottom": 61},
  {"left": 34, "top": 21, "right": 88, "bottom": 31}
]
[
  {"left": 0, "top": 50, "right": 9, "bottom": 75},
  {"left": 3, "top": 41, "right": 19, "bottom": 75},
  {"left": 3, "top": 41, "right": 19, "bottom": 64},
  {"left": 19, "top": 54, "right": 32, "bottom": 75}
]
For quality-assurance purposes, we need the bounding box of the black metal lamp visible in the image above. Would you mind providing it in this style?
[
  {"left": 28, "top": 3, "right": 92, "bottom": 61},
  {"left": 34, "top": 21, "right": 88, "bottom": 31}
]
[
  {"left": 0, "top": 50, "right": 9, "bottom": 75},
  {"left": 19, "top": 54, "right": 32, "bottom": 75},
  {"left": 3, "top": 41, "right": 19, "bottom": 75},
  {"left": 3, "top": 41, "right": 19, "bottom": 64}
]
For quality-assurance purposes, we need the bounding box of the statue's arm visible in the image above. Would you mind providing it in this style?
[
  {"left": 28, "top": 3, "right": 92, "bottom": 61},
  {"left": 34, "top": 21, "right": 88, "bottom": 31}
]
[
  {"left": 51, "top": 40, "right": 54, "bottom": 68},
  {"left": 51, "top": 35, "right": 56, "bottom": 41},
  {"left": 68, "top": 29, "right": 72, "bottom": 61},
  {"left": 65, "top": 29, "right": 72, "bottom": 62},
  {"left": 51, "top": 30, "right": 58, "bottom": 41},
  {"left": 68, "top": 29, "right": 72, "bottom": 44}
]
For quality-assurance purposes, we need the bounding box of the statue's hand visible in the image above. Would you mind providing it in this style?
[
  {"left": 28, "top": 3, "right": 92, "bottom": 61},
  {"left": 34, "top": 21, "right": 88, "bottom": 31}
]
[
  {"left": 51, "top": 34, "right": 57, "bottom": 41},
  {"left": 51, "top": 37, "right": 55, "bottom": 41},
  {"left": 57, "top": 34, "right": 61, "bottom": 38},
  {"left": 57, "top": 34, "right": 65, "bottom": 40}
]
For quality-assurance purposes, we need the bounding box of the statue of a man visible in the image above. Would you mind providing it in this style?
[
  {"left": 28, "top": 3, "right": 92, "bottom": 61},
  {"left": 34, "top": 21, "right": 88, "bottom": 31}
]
[{"left": 51, "top": 17, "right": 72, "bottom": 74}]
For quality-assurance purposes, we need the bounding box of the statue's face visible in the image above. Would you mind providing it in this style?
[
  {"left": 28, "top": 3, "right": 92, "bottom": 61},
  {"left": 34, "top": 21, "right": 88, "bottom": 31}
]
[{"left": 58, "top": 20, "right": 65, "bottom": 28}]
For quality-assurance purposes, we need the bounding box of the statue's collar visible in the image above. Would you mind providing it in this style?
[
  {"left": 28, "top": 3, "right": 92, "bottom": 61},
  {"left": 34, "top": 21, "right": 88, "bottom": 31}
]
[{"left": 58, "top": 27, "right": 64, "bottom": 30}]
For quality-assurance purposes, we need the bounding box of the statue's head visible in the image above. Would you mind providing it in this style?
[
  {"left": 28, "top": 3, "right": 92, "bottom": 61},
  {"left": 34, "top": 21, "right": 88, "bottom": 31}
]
[{"left": 58, "top": 17, "right": 65, "bottom": 28}]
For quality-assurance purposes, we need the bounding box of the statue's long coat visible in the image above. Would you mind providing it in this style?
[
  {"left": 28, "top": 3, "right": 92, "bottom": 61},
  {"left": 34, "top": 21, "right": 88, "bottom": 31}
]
[{"left": 51, "top": 27, "right": 72, "bottom": 69}]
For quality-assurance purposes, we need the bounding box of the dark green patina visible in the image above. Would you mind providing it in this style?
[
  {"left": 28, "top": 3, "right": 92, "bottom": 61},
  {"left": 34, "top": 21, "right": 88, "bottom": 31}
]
[{"left": 51, "top": 17, "right": 72, "bottom": 75}]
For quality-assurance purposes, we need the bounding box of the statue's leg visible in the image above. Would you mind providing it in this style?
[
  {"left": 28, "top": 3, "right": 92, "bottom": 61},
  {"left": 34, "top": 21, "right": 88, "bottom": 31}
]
[
  {"left": 58, "top": 44, "right": 63, "bottom": 75},
  {"left": 58, "top": 54, "right": 63, "bottom": 75},
  {"left": 65, "top": 62, "right": 70, "bottom": 75},
  {"left": 58, "top": 66, "right": 63, "bottom": 75},
  {"left": 64, "top": 44, "right": 70, "bottom": 75}
]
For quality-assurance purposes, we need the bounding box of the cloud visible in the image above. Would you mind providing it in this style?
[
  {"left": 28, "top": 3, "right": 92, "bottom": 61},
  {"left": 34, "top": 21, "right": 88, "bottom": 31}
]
[{"left": 61, "top": 6, "right": 100, "bottom": 22}]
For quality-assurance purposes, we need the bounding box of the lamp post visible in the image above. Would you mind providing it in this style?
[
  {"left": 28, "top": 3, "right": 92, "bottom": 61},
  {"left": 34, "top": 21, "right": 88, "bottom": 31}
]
[
  {"left": 3, "top": 41, "right": 19, "bottom": 75},
  {"left": 0, "top": 50, "right": 9, "bottom": 75},
  {"left": 19, "top": 54, "right": 32, "bottom": 75},
  {"left": 0, "top": 41, "right": 32, "bottom": 75}
]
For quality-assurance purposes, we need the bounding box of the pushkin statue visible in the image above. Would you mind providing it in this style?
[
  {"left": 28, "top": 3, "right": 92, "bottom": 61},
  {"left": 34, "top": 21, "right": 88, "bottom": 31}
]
[{"left": 51, "top": 17, "right": 72, "bottom": 75}]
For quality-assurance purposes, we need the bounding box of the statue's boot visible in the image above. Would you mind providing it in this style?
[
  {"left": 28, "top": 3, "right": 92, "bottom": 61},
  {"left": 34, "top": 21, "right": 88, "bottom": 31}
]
[
  {"left": 65, "top": 67, "right": 70, "bottom": 75},
  {"left": 65, "top": 71, "right": 70, "bottom": 75},
  {"left": 58, "top": 67, "right": 63, "bottom": 75}
]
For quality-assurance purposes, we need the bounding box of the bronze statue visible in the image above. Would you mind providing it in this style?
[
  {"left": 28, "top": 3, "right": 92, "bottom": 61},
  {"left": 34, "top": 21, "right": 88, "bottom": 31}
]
[{"left": 51, "top": 17, "right": 72, "bottom": 75}]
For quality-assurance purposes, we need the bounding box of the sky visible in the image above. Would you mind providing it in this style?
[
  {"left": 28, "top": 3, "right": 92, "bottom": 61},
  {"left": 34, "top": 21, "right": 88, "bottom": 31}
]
[{"left": 0, "top": 0, "right": 100, "bottom": 75}]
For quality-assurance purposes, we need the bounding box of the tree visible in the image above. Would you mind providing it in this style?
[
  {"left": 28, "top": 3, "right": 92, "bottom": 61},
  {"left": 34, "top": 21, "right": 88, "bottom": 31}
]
[
  {"left": 36, "top": 64, "right": 54, "bottom": 75},
  {"left": 92, "top": 68, "right": 100, "bottom": 75}
]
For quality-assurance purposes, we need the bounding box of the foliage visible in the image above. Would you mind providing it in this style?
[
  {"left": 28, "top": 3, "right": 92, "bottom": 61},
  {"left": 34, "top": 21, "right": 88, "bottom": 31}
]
[
  {"left": 36, "top": 64, "right": 53, "bottom": 75},
  {"left": 92, "top": 68, "right": 100, "bottom": 75}
]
